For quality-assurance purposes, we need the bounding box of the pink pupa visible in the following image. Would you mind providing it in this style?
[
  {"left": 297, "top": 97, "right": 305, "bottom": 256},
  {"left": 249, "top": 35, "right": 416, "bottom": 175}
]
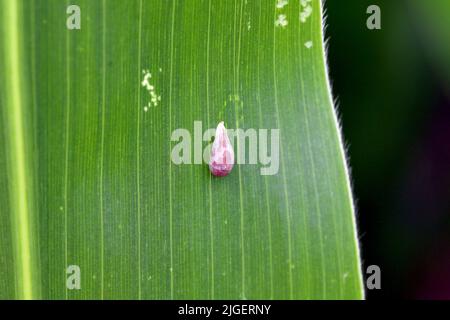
[{"left": 209, "top": 121, "right": 234, "bottom": 177}]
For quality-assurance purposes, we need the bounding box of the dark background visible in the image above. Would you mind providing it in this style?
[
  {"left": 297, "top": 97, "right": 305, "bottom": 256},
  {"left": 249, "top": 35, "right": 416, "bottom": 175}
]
[{"left": 325, "top": 0, "right": 450, "bottom": 299}]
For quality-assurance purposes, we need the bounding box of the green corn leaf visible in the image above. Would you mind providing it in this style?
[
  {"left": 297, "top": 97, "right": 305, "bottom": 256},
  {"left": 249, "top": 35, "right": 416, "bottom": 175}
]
[{"left": 0, "top": 0, "right": 364, "bottom": 299}]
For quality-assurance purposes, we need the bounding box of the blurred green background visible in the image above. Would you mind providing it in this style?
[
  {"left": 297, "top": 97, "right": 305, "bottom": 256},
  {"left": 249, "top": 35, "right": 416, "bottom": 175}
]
[{"left": 325, "top": 0, "right": 450, "bottom": 298}]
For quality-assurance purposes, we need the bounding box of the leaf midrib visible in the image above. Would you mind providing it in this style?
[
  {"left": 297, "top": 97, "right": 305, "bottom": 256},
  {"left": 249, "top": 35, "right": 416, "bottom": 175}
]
[{"left": 2, "top": 0, "right": 37, "bottom": 300}]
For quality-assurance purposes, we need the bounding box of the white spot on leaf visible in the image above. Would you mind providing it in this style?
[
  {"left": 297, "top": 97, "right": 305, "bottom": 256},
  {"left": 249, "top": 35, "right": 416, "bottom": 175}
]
[
  {"left": 275, "top": 14, "right": 288, "bottom": 28},
  {"left": 141, "top": 69, "right": 161, "bottom": 109},
  {"left": 300, "top": 0, "right": 313, "bottom": 23},
  {"left": 276, "top": 0, "right": 288, "bottom": 9}
]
